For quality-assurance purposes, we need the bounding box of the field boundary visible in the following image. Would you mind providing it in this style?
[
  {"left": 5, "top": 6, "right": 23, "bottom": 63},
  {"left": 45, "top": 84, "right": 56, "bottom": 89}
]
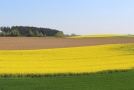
[{"left": 0, "top": 69, "right": 133, "bottom": 78}]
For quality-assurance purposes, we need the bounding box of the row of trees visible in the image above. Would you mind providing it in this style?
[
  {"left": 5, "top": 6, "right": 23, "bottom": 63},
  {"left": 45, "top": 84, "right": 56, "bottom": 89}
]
[{"left": 0, "top": 26, "right": 63, "bottom": 37}]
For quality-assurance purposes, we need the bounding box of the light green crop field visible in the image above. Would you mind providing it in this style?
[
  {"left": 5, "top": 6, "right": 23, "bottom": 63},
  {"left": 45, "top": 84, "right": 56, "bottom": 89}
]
[{"left": 0, "top": 70, "right": 134, "bottom": 90}]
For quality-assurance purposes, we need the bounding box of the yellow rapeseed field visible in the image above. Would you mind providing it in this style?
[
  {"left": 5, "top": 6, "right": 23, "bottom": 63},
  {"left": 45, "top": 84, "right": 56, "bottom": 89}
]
[{"left": 0, "top": 43, "right": 134, "bottom": 74}]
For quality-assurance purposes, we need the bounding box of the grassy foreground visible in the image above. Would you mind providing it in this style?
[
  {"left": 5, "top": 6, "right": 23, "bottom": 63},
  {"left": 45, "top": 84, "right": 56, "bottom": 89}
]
[{"left": 0, "top": 70, "right": 134, "bottom": 90}]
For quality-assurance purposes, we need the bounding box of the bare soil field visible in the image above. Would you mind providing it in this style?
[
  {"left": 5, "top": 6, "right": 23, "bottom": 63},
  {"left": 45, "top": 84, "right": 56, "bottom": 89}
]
[{"left": 0, "top": 37, "right": 134, "bottom": 50}]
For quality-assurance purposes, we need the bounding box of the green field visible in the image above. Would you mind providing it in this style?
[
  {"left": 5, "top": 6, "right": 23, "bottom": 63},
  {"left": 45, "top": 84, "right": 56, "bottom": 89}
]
[{"left": 0, "top": 70, "right": 134, "bottom": 90}]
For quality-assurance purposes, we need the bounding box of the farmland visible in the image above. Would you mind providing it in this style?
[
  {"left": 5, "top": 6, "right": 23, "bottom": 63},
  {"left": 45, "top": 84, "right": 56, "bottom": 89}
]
[
  {"left": 0, "top": 37, "right": 134, "bottom": 50},
  {"left": 0, "top": 70, "right": 134, "bottom": 90},
  {"left": 0, "top": 43, "right": 134, "bottom": 74},
  {"left": 0, "top": 37, "right": 134, "bottom": 89},
  {"left": 70, "top": 34, "right": 134, "bottom": 38}
]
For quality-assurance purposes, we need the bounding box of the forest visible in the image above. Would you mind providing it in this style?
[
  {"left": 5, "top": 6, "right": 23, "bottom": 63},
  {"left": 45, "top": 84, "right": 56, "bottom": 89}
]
[{"left": 0, "top": 26, "right": 61, "bottom": 37}]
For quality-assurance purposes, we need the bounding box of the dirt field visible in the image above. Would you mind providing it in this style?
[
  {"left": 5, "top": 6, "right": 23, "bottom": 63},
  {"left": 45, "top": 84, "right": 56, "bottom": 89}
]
[{"left": 0, "top": 37, "right": 134, "bottom": 50}]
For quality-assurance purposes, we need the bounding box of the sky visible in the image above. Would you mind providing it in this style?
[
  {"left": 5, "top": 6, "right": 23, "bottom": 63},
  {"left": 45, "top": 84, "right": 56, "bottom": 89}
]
[{"left": 1, "top": 0, "right": 134, "bottom": 35}]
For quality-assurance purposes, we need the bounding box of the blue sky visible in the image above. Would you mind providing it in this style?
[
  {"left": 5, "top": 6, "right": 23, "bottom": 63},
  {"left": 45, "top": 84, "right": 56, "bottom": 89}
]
[{"left": 1, "top": 0, "right": 134, "bottom": 35}]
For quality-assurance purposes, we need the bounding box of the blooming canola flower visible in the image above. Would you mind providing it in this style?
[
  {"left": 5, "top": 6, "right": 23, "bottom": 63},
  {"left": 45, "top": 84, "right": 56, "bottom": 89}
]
[{"left": 0, "top": 43, "right": 134, "bottom": 74}]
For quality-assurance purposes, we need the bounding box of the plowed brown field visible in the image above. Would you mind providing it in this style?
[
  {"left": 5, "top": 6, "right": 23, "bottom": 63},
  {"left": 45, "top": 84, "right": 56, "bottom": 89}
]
[{"left": 0, "top": 37, "right": 134, "bottom": 50}]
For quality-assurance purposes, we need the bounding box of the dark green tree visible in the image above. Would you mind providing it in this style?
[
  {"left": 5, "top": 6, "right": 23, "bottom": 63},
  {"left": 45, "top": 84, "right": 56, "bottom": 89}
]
[
  {"left": 39, "top": 32, "right": 43, "bottom": 37},
  {"left": 28, "top": 30, "right": 34, "bottom": 37},
  {"left": 0, "top": 26, "right": 61, "bottom": 37},
  {"left": 55, "top": 31, "right": 64, "bottom": 37},
  {"left": 34, "top": 30, "right": 40, "bottom": 37},
  {"left": 0, "top": 32, "right": 6, "bottom": 36},
  {"left": 11, "top": 29, "right": 20, "bottom": 36},
  {"left": 5, "top": 32, "right": 11, "bottom": 36}
]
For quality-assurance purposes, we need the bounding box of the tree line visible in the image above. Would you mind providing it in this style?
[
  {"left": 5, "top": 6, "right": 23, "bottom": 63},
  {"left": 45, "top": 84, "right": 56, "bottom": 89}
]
[{"left": 0, "top": 26, "right": 62, "bottom": 37}]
